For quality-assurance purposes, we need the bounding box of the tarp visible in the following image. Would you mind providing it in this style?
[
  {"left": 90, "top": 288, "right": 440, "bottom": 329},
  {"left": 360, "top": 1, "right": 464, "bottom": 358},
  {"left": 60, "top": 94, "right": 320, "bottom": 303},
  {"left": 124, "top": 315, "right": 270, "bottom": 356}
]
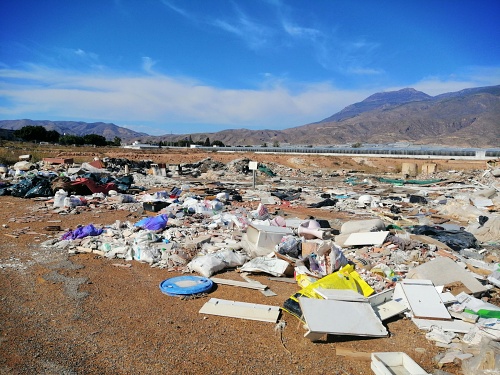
[
  {"left": 407, "top": 225, "right": 479, "bottom": 251},
  {"left": 71, "top": 177, "right": 117, "bottom": 194},
  {"left": 378, "top": 177, "right": 442, "bottom": 185}
]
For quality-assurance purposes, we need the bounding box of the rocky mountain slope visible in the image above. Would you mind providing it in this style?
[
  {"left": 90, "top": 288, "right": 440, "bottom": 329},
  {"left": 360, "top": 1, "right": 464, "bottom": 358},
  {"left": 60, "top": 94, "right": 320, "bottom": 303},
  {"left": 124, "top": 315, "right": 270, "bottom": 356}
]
[
  {"left": 1, "top": 85, "right": 499, "bottom": 147},
  {"left": 0, "top": 119, "right": 146, "bottom": 141},
  {"left": 283, "top": 86, "right": 500, "bottom": 147},
  {"left": 157, "top": 85, "right": 500, "bottom": 147}
]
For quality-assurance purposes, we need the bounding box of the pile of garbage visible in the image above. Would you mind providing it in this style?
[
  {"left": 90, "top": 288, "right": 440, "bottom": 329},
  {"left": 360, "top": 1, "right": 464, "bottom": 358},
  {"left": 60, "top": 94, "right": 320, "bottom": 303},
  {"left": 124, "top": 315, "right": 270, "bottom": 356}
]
[{"left": 3, "top": 154, "right": 500, "bottom": 373}]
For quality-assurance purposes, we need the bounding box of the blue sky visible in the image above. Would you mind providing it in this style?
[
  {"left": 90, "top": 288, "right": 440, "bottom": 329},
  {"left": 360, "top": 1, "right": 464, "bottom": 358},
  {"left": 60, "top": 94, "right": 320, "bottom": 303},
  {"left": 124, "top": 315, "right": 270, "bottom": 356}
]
[{"left": 1, "top": 1, "right": 499, "bottom": 136}]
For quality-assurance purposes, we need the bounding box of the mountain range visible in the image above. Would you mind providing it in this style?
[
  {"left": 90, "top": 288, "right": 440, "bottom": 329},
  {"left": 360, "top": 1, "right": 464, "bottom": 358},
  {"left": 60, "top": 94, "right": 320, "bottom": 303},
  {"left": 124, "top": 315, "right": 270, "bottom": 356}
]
[{"left": 1, "top": 85, "right": 499, "bottom": 147}]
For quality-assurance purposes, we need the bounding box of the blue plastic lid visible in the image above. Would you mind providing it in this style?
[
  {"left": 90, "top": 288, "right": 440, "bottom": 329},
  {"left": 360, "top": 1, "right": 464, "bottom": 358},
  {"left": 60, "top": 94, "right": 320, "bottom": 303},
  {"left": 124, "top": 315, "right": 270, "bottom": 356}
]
[{"left": 159, "top": 276, "right": 213, "bottom": 296}]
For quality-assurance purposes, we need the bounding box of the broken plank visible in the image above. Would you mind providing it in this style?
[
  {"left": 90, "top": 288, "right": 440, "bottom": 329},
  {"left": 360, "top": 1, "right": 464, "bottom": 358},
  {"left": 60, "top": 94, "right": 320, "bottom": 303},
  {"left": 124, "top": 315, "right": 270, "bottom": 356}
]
[
  {"left": 76, "top": 246, "right": 93, "bottom": 253},
  {"left": 344, "top": 231, "right": 389, "bottom": 246},
  {"left": 258, "top": 288, "right": 278, "bottom": 297},
  {"left": 199, "top": 298, "right": 280, "bottom": 323},
  {"left": 268, "top": 277, "right": 296, "bottom": 284},
  {"left": 210, "top": 277, "right": 267, "bottom": 290},
  {"left": 398, "top": 280, "right": 452, "bottom": 321},
  {"left": 411, "top": 318, "right": 474, "bottom": 333},
  {"left": 372, "top": 300, "right": 407, "bottom": 321},
  {"left": 304, "top": 331, "right": 324, "bottom": 341},
  {"left": 314, "top": 288, "right": 367, "bottom": 302},
  {"left": 299, "top": 297, "right": 388, "bottom": 338},
  {"left": 240, "top": 273, "right": 277, "bottom": 297}
]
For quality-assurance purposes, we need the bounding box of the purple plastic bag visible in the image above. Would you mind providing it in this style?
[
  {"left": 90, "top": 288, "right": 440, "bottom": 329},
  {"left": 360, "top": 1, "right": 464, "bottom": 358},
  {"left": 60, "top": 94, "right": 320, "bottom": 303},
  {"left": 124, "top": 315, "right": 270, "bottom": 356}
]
[
  {"left": 61, "top": 224, "right": 103, "bottom": 240},
  {"left": 134, "top": 214, "right": 168, "bottom": 231}
]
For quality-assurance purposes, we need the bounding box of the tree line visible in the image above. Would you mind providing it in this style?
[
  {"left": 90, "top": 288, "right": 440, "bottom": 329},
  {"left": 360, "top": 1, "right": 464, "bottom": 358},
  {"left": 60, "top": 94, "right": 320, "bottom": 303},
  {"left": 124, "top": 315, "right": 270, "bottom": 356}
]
[
  {"left": 13, "top": 125, "right": 227, "bottom": 148},
  {"left": 156, "top": 136, "right": 225, "bottom": 148},
  {"left": 13, "top": 125, "right": 121, "bottom": 146}
]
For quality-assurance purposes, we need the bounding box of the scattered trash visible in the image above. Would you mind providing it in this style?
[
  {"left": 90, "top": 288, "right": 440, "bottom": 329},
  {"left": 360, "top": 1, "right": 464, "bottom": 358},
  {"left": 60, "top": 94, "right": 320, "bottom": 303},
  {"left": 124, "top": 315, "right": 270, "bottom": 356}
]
[
  {"left": 371, "top": 352, "right": 430, "bottom": 375},
  {"left": 2, "top": 154, "right": 500, "bottom": 372}
]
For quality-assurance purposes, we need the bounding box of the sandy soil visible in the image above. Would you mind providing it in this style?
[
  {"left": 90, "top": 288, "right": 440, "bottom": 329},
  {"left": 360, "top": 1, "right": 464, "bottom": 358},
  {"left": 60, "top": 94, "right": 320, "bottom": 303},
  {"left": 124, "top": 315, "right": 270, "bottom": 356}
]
[
  {"left": 58, "top": 147, "right": 488, "bottom": 174},
  {"left": 1, "top": 149, "right": 489, "bottom": 374}
]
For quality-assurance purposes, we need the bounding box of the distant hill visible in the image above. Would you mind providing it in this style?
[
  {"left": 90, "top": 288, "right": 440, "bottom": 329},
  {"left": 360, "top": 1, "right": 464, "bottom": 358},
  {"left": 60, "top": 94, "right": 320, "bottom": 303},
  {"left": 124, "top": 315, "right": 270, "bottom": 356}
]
[
  {"left": 280, "top": 85, "right": 500, "bottom": 147},
  {"left": 1, "top": 84, "right": 499, "bottom": 147},
  {"left": 156, "top": 84, "right": 499, "bottom": 147},
  {"left": 318, "top": 88, "right": 432, "bottom": 123},
  {"left": 0, "top": 120, "right": 147, "bottom": 141}
]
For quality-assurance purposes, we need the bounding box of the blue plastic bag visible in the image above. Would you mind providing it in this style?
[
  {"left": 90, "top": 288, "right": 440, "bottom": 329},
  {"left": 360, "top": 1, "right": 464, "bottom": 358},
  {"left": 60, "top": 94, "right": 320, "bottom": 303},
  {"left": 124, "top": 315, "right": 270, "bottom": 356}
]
[{"left": 134, "top": 214, "right": 168, "bottom": 231}]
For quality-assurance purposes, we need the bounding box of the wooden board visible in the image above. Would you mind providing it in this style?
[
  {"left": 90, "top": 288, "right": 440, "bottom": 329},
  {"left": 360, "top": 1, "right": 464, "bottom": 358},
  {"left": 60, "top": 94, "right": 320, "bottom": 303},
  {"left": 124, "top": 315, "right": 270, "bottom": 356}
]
[
  {"left": 199, "top": 298, "right": 280, "bottom": 323},
  {"left": 210, "top": 277, "right": 267, "bottom": 290},
  {"left": 368, "top": 288, "right": 395, "bottom": 307},
  {"left": 314, "top": 288, "right": 367, "bottom": 302},
  {"left": 344, "top": 231, "right": 389, "bottom": 246},
  {"left": 372, "top": 300, "right": 407, "bottom": 321},
  {"left": 268, "top": 277, "right": 296, "bottom": 284},
  {"left": 240, "top": 273, "right": 277, "bottom": 297},
  {"left": 411, "top": 318, "right": 474, "bottom": 333},
  {"left": 399, "top": 280, "right": 451, "bottom": 321},
  {"left": 299, "top": 297, "right": 387, "bottom": 338}
]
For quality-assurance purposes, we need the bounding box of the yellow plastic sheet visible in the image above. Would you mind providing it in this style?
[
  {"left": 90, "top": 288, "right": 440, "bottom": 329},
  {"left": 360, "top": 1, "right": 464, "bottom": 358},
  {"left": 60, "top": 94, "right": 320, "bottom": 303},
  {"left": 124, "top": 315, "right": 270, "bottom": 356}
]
[
  {"left": 293, "top": 265, "right": 374, "bottom": 301},
  {"left": 283, "top": 265, "right": 375, "bottom": 320}
]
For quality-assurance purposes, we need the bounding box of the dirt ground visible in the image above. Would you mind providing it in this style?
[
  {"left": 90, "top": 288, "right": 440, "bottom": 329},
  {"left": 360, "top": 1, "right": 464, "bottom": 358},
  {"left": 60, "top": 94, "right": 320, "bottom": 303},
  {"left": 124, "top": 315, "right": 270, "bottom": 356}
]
[
  {"left": 55, "top": 147, "right": 488, "bottom": 174},
  {"left": 1, "top": 149, "right": 491, "bottom": 375}
]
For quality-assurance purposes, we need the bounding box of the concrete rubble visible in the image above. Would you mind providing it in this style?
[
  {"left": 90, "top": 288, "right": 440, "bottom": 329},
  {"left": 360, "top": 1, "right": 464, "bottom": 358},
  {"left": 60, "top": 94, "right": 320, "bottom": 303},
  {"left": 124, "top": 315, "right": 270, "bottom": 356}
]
[{"left": 1, "top": 154, "right": 500, "bottom": 373}]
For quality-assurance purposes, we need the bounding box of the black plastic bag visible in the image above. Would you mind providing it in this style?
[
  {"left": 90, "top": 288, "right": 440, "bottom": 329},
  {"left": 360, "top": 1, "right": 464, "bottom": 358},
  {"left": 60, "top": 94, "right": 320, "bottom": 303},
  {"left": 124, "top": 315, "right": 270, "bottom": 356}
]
[
  {"left": 408, "top": 225, "right": 478, "bottom": 251},
  {"left": 479, "top": 215, "right": 489, "bottom": 226},
  {"left": 115, "top": 175, "right": 134, "bottom": 185},
  {"left": 409, "top": 195, "right": 428, "bottom": 204},
  {"left": 309, "top": 198, "right": 338, "bottom": 208},
  {"left": 24, "top": 179, "right": 54, "bottom": 198},
  {"left": 11, "top": 177, "right": 37, "bottom": 197},
  {"left": 116, "top": 184, "right": 130, "bottom": 193},
  {"left": 99, "top": 176, "right": 115, "bottom": 184}
]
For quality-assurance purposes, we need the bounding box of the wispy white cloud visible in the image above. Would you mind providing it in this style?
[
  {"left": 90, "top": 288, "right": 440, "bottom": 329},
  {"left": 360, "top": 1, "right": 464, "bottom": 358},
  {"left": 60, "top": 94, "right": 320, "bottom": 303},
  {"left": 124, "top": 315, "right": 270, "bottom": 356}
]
[
  {"left": 211, "top": 6, "right": 273, "bottom": 50},
  {"left": 318, "top": 37, "right": 382, "bottom": 76},
  {"left": 160, "top": 0, "right": 192, "bottom": 19},
  {"left": 282, "top": 21, "right": 321, "bottom": 38},
  {"left": 272, "top": 2, "right": 382, "bottom": 76},
  {"left": 141, "top": 57, "right": 157, "bottom": 74},
  {"left": 162, "top": 1, "right": 272, "bottom": 50},
  {"left": 1, "top": 64, "right": 497, "bottom": 134},
  {"left": 403, "top": 67, "right": 500, "bottom": 96},
  {"left": 0, "top": 64, "right": 365, "bottom": 133},
  {"left": 44, "top": 47, "right": 104, "bottom": 71},
  {"left": 346, "top": 67, "right": 384, "bottom": 76},
  {"left": 160, "top": 0, "right": 382, "bottom": 75}
]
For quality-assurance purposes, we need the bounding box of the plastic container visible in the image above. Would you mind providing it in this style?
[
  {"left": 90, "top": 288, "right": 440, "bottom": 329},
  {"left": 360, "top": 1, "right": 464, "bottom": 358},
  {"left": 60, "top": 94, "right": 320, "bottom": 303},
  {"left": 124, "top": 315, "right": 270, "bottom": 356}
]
[
  {"left": 53, "top": 189, "right": 68, "bottom": 208},
  {"left": 63, "top": 195, "right": 86, "bottom": 208}
]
